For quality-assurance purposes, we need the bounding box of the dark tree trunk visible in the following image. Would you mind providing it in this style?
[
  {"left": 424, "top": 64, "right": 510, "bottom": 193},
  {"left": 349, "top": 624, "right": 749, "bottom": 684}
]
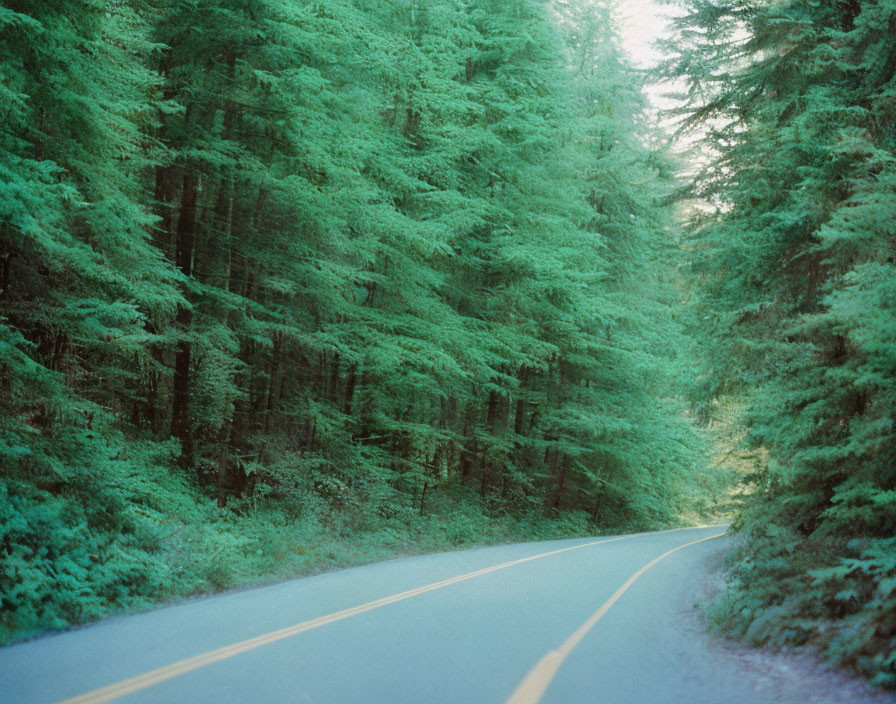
[
  {"left": 514, "top": 366, "right": 530, "bottom": 436},
  {"left": 343, "top": 363, "right": 358, "bottom": 415},
  {"left": 329, "top": 352, "right": 340, "bottom": 404},
  {"left": 0, "top": 240, "right": 13, "bottom": 299},
  {"left": 552, "top": 454, "right": 571, "bottom": 510},
  {"left": 460, "top": 404, "right": 473, "bottom": 483},
  {"left": 591, "top": 489, "right": 604, "bottom": 527},
  {"left": 264, "top": 333, "right": 283, "bottom": 434},
  {"left": 170, "top": 168, "right": 198, "bottom": 468},
  {"left": 486, "top": 388, "right": 500, "bottom": 427},
  {"left": 419, "top": 481, "right": 428, "bottom": 516},
  {"left": 543, "top": 446, "right": 558, "bottom": 509}
]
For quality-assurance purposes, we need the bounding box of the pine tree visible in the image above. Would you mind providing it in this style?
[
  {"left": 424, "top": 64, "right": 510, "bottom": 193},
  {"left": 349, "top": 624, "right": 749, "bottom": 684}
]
[
  {"left": 668, "top": 0, "right": 896, "bottom": 685},
  {"left": 1, "top": 0, "right": 715, "bottom": 641},
  {"left": 0, "top": 0, "right": 183, "bottom": 639}
]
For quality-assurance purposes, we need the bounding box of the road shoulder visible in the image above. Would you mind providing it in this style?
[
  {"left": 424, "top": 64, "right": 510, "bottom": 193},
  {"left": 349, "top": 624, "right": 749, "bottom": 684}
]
[{"left": 684, "top": 548, "right": 896, "bottom": 704}]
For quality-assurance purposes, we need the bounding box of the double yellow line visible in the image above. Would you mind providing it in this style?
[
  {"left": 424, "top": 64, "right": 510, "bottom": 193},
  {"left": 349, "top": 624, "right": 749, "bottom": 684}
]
[
  {"left": 505, "top": 532, "right": 726, "bottom": 704},
  {"left": 59, "top": 535, "right": 631, "bottom": 704},
  {"left": 58, "top": 528, "right": 725, "bottom": 704}
]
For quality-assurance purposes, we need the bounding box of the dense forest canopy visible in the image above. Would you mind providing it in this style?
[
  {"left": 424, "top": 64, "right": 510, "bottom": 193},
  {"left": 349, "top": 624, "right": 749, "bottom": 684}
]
[
  {"left": 1, "top": 0, "right": 893, "bottom": 687},
  {"left": 0, "top": 0, "right": 719, "bottom": 641},
  {"left": 665, "top": 0, "right": 896, "bottom": 687}
]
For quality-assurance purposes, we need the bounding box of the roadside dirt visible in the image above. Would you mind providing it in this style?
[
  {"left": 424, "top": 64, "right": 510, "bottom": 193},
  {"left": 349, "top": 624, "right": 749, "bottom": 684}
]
[{"left": 680, "top": 549, "right": 896, "bottom": 704}]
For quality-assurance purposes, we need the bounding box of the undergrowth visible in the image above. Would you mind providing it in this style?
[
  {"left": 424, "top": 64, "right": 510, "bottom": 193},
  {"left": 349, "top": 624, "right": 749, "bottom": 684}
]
[
  {"left": 705, "top": 522, "right": 896, "bottom": 689},
  {"left": 1, "top": 456, "right": 636, "bottom": 645}
]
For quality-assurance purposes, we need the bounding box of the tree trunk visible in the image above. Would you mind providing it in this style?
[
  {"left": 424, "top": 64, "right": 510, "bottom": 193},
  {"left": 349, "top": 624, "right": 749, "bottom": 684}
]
[
  {"left": 543, "top": 446, "right": 558, "bottom": 510},
  {"left": 264, "top": 333, "right": 283, "bottom": 434},
  {"left": 343, "top": 363, "right": 358, "bottom": 415},
  {"left": 552, "top": 454, "right": 571, "bottom": 510},
  {"left": 170, "top": 167, "right": 198, "bottom": 468},
  {"left": 514, "top": 366, "right": 530, "bottom": 436},
  {"left": 419, "top": 481, "right": 428, "bottom": 516},
  {"left": 460, "top": 404, "right": 473, "bottom": 483},
  {"left": 329, "top": 352, "right": 340, "bottom": 404}
]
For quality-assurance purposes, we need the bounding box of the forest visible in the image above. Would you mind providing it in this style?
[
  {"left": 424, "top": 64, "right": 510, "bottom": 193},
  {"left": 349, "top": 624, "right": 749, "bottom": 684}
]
[{"left": 0, "top": 0, "right": 893, "bottom": 689}]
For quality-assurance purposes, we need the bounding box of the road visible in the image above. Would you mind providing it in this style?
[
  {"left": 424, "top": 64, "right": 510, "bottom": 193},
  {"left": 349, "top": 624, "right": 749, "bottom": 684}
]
[{"left": 1, "top": 525, "right": 891, "bottom": 704}]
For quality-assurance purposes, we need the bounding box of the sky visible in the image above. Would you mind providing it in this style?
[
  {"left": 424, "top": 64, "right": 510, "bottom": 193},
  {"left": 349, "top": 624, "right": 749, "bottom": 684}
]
[
  {"left": 613, "top": 0, "right": 685, "bottom": 122},
  {"left": 613, "top": 0, "right": 710, "bottom": 183},
  {"left": 615, "top": 0, "right": 673, "bottom": 69}
]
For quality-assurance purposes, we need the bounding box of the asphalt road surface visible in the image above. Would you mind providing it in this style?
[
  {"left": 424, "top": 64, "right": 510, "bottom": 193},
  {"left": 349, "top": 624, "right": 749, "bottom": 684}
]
[{"left": 1, "top": 525, "right": 891, "bottom": 704}]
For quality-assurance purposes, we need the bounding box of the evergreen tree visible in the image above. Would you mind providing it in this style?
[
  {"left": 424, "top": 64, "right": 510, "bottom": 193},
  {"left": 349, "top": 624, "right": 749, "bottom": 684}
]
[
  {"left": 668, "top": 0, "right": 896, "bottom": 685},
  {"left": 0, "top": 0, "right": 183, "bottom": 638},
  {"left": 1, "top": 0, "right": 714, "bottom": 641}
]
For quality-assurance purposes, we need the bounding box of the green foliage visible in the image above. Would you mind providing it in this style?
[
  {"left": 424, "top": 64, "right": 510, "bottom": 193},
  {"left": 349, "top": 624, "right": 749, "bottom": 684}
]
[
  {"left": 670, "top": 0, "right": 896, "bottom": 686},
  {"left": 0, "top": 0, "right": 715, "bottom": 642}
]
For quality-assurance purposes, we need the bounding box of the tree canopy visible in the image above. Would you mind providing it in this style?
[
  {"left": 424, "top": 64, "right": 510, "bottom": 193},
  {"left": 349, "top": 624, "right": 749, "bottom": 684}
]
[
  {"left": 666, "top": 0, "right": 896, "bottom": 686},
  {"left": 0, "top": 0, "right": 716, "bottom": 642}
]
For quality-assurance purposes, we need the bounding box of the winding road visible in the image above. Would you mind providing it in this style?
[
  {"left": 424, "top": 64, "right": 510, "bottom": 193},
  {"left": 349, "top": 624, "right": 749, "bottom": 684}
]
[{"left": 2, "top": 525, "right": 890, "bottom": 704}]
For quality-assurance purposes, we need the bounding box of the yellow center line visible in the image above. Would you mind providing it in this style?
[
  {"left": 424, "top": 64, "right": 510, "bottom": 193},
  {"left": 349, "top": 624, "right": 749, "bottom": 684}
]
[
  {"left": 505, "top": 532, "right": 727, "bottom": 704},
  {"left": 58, "top": 533, "right": 651, "bottom": 704}
]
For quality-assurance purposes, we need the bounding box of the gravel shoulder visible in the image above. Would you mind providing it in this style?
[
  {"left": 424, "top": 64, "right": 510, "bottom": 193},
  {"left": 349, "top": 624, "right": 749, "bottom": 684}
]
[{"left": 680, "top": 547, "right": 896, "bottom": 704}]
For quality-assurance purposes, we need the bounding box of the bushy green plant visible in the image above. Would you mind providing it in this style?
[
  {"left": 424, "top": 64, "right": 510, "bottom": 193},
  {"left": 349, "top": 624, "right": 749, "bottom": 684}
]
[
  {"left": 670, "top": 0, "right": 896, "bottom": 685},
  {"left": 0, "top": 0, "right": 718, "bottom": 645}
]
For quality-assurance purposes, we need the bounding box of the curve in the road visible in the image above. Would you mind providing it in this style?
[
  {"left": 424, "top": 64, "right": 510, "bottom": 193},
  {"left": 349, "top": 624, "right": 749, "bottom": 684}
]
[
  {"left": 505, "top": 532, "right": 726, "bottom": 704},
  {"left": 57, "top": 532, "right": 654, "bottom": 704}
]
